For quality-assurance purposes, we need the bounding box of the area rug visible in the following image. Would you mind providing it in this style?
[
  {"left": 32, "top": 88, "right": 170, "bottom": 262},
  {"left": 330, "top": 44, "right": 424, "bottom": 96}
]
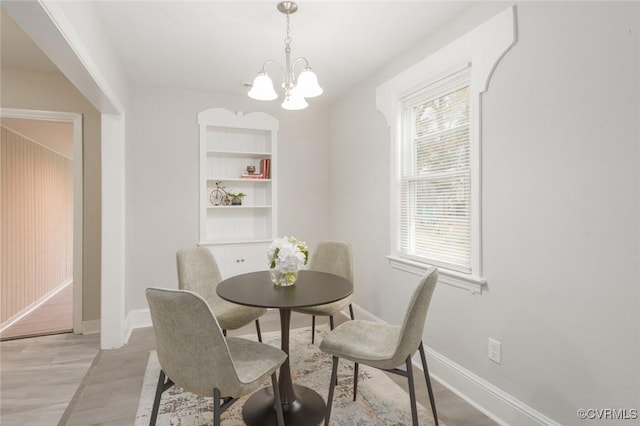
[{"left": 135, "top": 326, "right": 438, "bottom": 425}]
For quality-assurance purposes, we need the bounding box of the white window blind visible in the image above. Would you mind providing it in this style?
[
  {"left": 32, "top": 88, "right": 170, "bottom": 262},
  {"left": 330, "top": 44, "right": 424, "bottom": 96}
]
[{"left": 399, "top": 67, "right": 471, "bottom": 273}]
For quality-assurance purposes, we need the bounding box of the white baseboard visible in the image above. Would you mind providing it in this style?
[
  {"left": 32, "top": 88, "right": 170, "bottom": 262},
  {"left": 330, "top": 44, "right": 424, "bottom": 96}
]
[
  {"left": 347, "top": 302, "right": 386, "bottom": 323},
  {"left": 124, "top": 308, "right": 152, "bottom": 344},
  {"left": 0, "top": 280, "right": 72, "bottom": 332},
  {"left": 124, "top": 308, "right": 283, "bottom": 343},
  {"left": 348, "top": 303, "right": 560, "bottom": 426},
  {"left": 78, "top": 319, "right": 100, "bottom": 335},
  {"left": 425, "top": 347, "right": 560, "bottom": 426}
]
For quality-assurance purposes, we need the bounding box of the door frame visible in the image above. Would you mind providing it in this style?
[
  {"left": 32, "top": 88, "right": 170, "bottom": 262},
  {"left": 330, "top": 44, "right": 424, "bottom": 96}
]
[{"left": 1, "top": 108, "right": 83, "bottom": 333}]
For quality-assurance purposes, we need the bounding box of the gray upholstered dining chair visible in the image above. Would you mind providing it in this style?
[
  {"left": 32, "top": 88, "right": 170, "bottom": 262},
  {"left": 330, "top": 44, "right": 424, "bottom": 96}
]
[
  {"left": 320, "top": 267, "right": 439, "bottom": 426},
  {"left": 176, "top": 247, "right": 267, "bottom": 341},
  {"left": 292, "top": 241, "right": 355, "bottom": 343},
  {"left": 145, "top": 287, "right": 286, "bottom": 426}
]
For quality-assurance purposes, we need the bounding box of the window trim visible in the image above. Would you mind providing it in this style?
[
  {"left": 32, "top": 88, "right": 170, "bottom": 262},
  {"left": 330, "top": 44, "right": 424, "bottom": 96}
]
[
  {"left": 387, "top": 255, "right": 487, "bottom": 294},
  {"left": 400, "top": 67, "right": 472, "bottom": 273},
  {"left": 376, "top": 6, "right": 517, "bottom": 293}
]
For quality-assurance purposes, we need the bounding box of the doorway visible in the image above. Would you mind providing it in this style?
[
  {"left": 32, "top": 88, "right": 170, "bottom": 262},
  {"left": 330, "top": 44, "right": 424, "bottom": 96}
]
[{"left": 0, "top": 109, "right": 83, "bottom": 340}]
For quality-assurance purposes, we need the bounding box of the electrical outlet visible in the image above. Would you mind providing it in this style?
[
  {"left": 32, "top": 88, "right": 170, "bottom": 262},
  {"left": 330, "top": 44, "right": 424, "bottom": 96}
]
[{"left": 488, "top": 338, "right": 502, "bottom": 364}]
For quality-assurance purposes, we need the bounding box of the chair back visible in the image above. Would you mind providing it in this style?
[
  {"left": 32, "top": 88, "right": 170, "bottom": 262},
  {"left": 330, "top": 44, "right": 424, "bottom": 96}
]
[
  {"left": 309, "top": 241, "right": 353, "bottom": 282},
  {"left": 392, "top": 267, "right": 438, "bottom": 364},
  {"left": 176, "top": 247, "right": 223, "bottom": 306},
  {"left": 145, "top": 287, "right": 240, "bottom": 397}
]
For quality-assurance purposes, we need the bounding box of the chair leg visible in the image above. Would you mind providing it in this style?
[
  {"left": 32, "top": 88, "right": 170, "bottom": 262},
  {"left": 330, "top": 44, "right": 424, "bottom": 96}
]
[
  {"left": 271, "top": 372, "right": 285, "bottom": 426},
  {"left": 213, "top": 387, "right": 221, "bottom": 426},
  {"left": 150, "top": 370, "right": 165, "bottom": 425},
  {"left": 406, "top": 356, "right": 419, "bottom": 426},
  {"left": 223, "top": 329, "right": 227, "bottom": 337},
  {"left": 255, "top": 319, "right": 263, "bottom": 342},
  {"left": 329, "top": 315, "right": 334, "bottom": 330},
  {"left": 325, "top": 356, "right": 339, "bottom": 426},
  {"left": 150, "top": 370, "right": 174, "bottom": 425},
  {"left": 311, "top": 315, "right": 316, "bottom": 344},
  {"left": 353, "top": 362, "right": 359, "bottom": 401},
  {"left": 419, "top": 342, "right": 439, "bottom": 426},
  {"left": 349, "top": 303, "right": 355, "bottom": 320}
]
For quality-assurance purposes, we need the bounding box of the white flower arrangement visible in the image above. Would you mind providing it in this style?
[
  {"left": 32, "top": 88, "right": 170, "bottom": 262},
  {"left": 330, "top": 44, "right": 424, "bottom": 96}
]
[{"left": 267, "top": 236, "right": 309, "bottom": 285}]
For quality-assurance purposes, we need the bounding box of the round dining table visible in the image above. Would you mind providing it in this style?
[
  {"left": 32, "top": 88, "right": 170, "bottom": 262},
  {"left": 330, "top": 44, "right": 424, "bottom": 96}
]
[{"left": 217, "top": 269, "right": 353, "bottom": 426}]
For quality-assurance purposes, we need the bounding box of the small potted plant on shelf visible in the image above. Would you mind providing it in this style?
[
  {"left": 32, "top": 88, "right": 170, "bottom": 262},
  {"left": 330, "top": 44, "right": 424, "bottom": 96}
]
[{"left": 226, "top": 192, "right": 246, "bottom": 206}]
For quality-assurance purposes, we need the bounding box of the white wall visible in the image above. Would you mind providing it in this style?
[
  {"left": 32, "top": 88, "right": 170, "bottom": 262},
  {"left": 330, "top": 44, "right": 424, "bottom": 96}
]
[
  {"left": 329, "top": 2, "right": 639, "bottom": 425},
  {"left": 126, "top": 85, "right": 330, "bottom": 311},
  {"left": 482, "top": 2, "right": 638, "bottom": 421}
]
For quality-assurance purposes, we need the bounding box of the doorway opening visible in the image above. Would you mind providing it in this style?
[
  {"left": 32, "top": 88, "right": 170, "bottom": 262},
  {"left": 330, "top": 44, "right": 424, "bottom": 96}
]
[{"left": 0, "top": 109, "right": 83, "bottom": 340}]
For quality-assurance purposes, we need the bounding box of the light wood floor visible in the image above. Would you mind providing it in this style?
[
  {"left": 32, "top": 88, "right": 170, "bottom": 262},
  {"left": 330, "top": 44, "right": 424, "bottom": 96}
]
[
  {"left": 1, "top": 309, "right": 497, "bottom": 426},
  {"left": 0, "top": 283, "right": 73, "bottom": 341},
  {"left": 1, "top": 331, "right": 100, "bottom": 425}
]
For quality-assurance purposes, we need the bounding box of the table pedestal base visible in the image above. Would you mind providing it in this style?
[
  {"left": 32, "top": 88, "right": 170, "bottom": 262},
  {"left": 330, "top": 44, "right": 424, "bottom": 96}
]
[{"left": 242, "top": 384, "right": 326, "bottom": 426}]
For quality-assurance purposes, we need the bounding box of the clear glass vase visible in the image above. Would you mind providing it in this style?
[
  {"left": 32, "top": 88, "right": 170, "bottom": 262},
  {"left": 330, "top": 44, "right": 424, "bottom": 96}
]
[{"left": 270, "top": 268, "right": 299, "bottom": 286}]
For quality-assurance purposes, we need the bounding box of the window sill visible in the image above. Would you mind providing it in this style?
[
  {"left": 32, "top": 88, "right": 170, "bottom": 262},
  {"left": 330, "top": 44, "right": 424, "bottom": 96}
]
[{"left": 387, "top": 255, "right": 487, "bottom": 294}]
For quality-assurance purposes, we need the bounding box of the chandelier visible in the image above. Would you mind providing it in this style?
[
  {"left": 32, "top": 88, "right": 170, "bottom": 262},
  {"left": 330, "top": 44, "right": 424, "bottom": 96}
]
[{"left": 248, "top": 1, "right": 323, "bottom": 110}]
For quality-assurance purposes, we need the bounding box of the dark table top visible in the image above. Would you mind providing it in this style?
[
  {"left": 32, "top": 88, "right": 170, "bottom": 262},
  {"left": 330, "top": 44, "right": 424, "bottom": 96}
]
[{"left": 217, "top": 270, "right": 353, "bottom": 309}]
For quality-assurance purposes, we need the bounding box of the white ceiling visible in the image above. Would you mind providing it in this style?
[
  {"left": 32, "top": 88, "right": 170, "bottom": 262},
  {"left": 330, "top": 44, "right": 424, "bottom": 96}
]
[{"left": 2, "top": 1, "right": 477, "bottom": 103}]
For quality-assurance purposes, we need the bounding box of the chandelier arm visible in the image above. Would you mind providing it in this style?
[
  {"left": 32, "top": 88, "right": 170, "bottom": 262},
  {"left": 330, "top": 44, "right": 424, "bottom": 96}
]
[
  {"left": 288, "top": 57, "right": 311, "bottom": 87},
  {"left": 291, "top": 57, "right": 311, "bottom": 72},
  {"left": 259, "top": 59, "right": 286, "bottom": 77}
]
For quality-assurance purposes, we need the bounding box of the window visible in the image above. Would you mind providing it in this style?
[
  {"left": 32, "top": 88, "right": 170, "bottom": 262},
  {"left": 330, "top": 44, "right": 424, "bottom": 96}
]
[
  {"left": 376, "top": 6, "right": 516, "bottom": 293},
  {"left": 400, "top": 68, "right": 471, "bottom": 273}
]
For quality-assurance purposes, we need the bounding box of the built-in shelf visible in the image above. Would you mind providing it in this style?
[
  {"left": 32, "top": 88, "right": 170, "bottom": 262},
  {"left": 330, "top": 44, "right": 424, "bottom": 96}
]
[
  {"left": 198, "top": 107, "right": 279, "bottom": 278},
  {"left": 207, "top": 205, "right": 272, "bottom": 209},
  {"left": 206, "top": 150, "right": 272, "bottom": 158},
  {"left": 207, "top": 178, "right": 272, "bottom": 183}
]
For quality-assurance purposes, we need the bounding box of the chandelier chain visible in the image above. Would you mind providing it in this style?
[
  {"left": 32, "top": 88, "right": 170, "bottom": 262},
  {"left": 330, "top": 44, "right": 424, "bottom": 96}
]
[{"left": 284, "top": 12, "right": 291, "bottom": 48}]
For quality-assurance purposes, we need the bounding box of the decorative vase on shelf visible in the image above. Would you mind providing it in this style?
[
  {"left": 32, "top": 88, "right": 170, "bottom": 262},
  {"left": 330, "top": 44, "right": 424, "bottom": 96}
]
[{"left": 267, "top": 236, "right": 309, "bottom": 287}]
